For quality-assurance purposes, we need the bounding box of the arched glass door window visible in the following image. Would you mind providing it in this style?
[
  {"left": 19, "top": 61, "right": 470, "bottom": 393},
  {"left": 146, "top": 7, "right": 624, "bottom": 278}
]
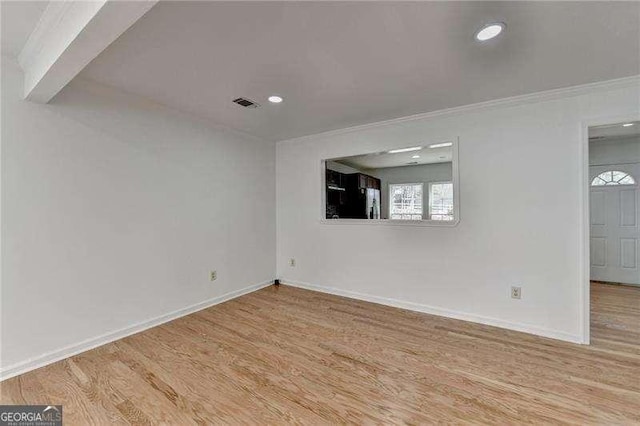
[{"left": 591, "top": 171, "right": 636, "bottom": 186}]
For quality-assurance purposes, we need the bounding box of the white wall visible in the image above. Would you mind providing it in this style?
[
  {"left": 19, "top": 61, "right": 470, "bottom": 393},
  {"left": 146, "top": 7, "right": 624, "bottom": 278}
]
[
  {"left": 276, "top": 79, "right": 640, "bottom": 343},
  {"left": 372, "top": 163, "right": 452, "bottom": 219},
  {"left": 1, "top": 48, "right": 637, "bottom": 380},
  {"left": 589, "top": 136, "right": 640, "bottom": 165},
  {"left": 1, "top": 58, "right": 275, "bottom": 376}
]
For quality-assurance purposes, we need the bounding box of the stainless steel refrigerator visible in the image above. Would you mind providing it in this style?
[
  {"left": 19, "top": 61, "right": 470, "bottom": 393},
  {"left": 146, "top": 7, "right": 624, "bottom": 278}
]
[{"left": 366, "top": 188, "right": 381, "bottom": 219}]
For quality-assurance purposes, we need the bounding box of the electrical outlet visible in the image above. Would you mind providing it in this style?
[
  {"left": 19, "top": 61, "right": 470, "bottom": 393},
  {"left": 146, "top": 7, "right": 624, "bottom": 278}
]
[
  {"left": 289, "top": 258, "right": 296, "bottom": 267},
  {"left": 511, "top": 286, "right": 522, "bottom": 299},
  {"left": 210, "top": 270, "right": 217, "bottom": 281}
]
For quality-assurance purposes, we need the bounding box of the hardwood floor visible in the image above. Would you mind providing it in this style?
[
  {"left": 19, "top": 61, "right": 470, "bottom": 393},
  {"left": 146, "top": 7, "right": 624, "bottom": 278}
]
[
  {"left": 1, "top": 283, "right": 639, "bottom": 424},
  {"left": 591, "top": 281, "right": 640, "bottom": 347}
]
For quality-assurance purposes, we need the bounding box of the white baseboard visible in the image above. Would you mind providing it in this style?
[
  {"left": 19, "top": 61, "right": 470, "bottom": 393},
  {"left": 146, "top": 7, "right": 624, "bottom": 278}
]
[
  {"left": 283, "top": 279, "right": 584, "bottom": 344},
  {"left": 0, "top": 279, "right": 274, "bottom": 381}
]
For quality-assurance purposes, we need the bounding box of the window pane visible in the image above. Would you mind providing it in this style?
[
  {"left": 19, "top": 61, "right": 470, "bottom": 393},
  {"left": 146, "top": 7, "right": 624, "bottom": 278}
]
[
  {"left": 389, "top": 184, "right": 423, "bottom": 220},
  {"left": 429, "top": 182, "right": 454, "bottom": 221},
  {"left": 619, "top": 175, "right": 635, "bottom": 185},
  {"left": 612, "top": 171, "right": 627, "bottom": 182},
  {"left": 591, "top": 171, "right": 636, "bottom": 186}
]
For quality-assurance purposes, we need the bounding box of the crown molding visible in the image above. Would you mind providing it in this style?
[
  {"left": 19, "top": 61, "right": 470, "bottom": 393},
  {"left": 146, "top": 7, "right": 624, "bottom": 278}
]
[{"left": 279, "top": 75, "right": 640, "bottom": 144}]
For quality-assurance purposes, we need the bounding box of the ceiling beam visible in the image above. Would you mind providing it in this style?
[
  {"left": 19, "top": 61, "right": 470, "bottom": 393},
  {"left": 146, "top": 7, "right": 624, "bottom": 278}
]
[{"left": 18, "top": 0, "right": 157, "bottom": 103}]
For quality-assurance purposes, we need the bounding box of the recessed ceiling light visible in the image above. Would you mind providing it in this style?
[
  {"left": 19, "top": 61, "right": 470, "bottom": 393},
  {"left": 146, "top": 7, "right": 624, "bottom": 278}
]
[
  {"left": 475, "top": 23, "right": 505, "bottom": 41},
  {"left": 268, "top": 95, "right": 283, "bottom": 103},
  {"left": 429, "top": 142, "right": 453, "bottom": 149},
  {"left": 622, "top": 123, "right": 634, "bottom": 127},
  {"left": 412, "top": 155, "right": 420, "bottom": 159},
  {"left": 388, "top": 147, "right": 422, "bottom": 154}
]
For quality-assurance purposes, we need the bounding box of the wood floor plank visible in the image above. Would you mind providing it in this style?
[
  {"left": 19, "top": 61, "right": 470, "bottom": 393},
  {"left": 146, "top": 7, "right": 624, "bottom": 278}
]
[
  {"left": 35, "top": 359, "right": 125, "bottom": 425},
  {"left": 1, "top": 282, "right": 639, "bottom": 424}
]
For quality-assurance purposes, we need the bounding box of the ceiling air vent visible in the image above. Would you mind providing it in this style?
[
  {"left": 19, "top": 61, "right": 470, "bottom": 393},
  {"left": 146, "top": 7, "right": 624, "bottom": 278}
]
[{"left": 233, "top": 97, "right": 260, "bottom": 108}]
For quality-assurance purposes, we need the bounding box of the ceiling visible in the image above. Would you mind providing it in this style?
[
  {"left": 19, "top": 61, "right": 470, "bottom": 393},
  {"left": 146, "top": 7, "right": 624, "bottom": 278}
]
[
  {"left": 0, "top": 1, "right": 47, "bottom": 57},
  {"left": 590, "top": 121, "right": 640, "bottom": 142},
  {"left": 2, "top": 2, "right": 640, "bottom": 142},
  {"left": 337, "top": 145, "right": 452, "bottom": 170}
]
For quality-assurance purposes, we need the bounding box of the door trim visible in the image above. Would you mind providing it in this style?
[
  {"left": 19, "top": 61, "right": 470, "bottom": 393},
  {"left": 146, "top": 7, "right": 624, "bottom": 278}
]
[{"left": 580, "top": 114, "right": 640, "bottom": 345}]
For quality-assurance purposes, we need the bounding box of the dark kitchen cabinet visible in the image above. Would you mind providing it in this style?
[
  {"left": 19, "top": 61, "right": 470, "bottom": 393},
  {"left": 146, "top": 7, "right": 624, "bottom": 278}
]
[
  {"left": 325, "top": 169, "right": 347, "bottom": 218},
  {"left": 338, "top": 172, "right": 382, "bottom": 219},
  {"left": 359, "top": 174, "right": 367, "bottom": 189},
  {"left": 354, "top": 173, "right": 380, "bottom": 191},
  {"left": 326, "top": 169, "right": 341, "bottom": 186},
  {"left": 326, "top": 166, "right": 382, "bottom": 219}
]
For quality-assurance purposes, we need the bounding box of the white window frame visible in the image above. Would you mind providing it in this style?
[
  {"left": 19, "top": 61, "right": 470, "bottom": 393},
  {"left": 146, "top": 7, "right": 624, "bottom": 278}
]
[
  {"left": 388, "top": 183, "right": 424, "bottom": 220},
  {"left": 428, "top": 181, "right": 454, "bottom": 221},
  {"left": 590, "top": 170, "right": 637, "bottom": 187}
]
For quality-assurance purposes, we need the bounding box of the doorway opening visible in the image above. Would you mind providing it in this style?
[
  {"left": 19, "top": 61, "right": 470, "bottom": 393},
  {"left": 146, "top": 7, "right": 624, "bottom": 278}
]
[{"left": 587, "top": 120, "right": 640, "bottom": 347}]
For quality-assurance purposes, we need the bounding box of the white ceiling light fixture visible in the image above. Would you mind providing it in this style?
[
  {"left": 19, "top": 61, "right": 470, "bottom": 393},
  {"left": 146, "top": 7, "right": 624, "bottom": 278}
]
[
  {"left": 388, "top": 146, "right": 422, "bottom": 154},
  {"left": 475, "top": 22, "right": 505, "bottom": 42},
  {"left": 412, "top": 155, "right": 421, "bottom": 159},
  {"left": 268, "top": 95, "right": 283, "bottom": 103},
  {"left": 622, "top": 123, "right": 634, "bottom": 127},
  {"left": 429, "top": 142, "right": 453, "bottom": 149}
]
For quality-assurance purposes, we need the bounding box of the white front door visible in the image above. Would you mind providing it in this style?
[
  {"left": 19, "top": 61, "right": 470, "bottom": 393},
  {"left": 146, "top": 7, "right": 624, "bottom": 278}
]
[{"left": 590, "top": 164, "right": 640, "bottom": 285}]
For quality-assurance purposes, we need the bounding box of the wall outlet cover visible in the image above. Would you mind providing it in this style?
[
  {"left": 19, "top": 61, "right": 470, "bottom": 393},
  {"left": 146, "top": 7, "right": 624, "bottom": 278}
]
[
  {"left": 511, "top": 286, "right": 522, "bottom": 299},
  {"left": 210, "top": 271, "right": 217, "bottom": 281}
]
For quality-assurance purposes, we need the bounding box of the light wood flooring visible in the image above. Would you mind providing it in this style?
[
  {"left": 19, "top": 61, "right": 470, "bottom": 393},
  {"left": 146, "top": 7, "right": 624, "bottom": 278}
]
[{"left": 1, "top": 282, "right": 639, "bottom": 424}]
